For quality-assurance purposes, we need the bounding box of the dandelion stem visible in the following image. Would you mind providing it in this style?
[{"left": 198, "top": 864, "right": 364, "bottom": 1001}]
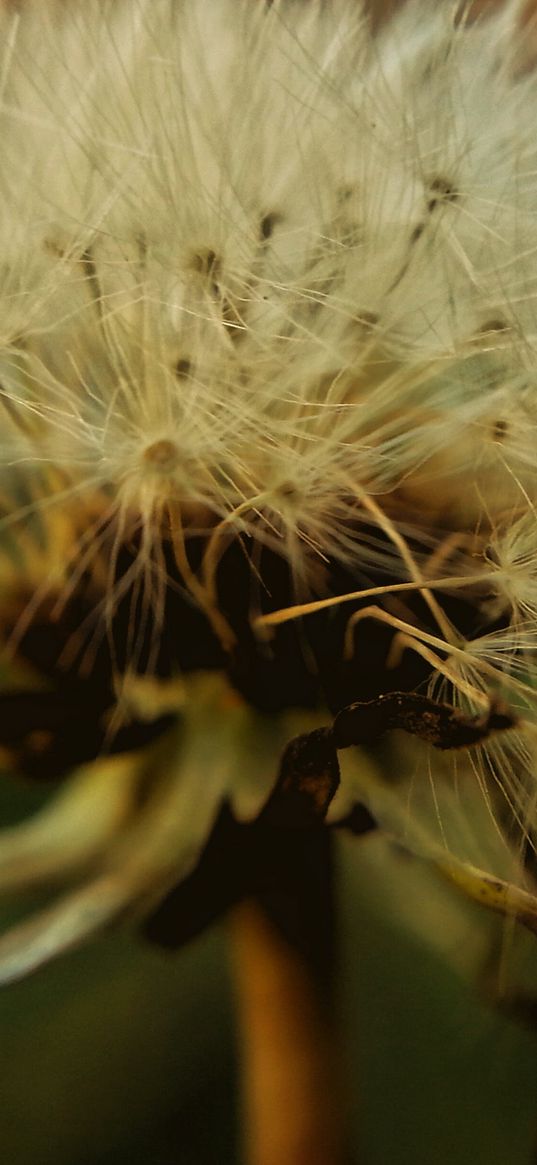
[{"left": 232, "top": 899, "right": 346, "bottom": 1165}]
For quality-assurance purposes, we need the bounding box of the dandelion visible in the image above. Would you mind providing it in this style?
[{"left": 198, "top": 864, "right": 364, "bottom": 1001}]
[{"left": 2, "top": 0, "right": 537, "bottom": 1099}]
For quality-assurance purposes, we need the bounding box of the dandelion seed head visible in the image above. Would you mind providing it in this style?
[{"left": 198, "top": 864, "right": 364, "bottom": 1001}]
[{"left": 2, "top": 0, "right": 537, "bottom": 980}]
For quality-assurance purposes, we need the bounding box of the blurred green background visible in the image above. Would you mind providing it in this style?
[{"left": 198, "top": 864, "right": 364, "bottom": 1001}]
[{"left": 1, "top": 811, "right": 536, "bottom": 1165}]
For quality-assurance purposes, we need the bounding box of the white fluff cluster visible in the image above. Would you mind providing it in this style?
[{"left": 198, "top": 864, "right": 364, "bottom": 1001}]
[
  {"left": 2, "top": 0, "right": 537, "bottom": 981},
  {"left": 2, "top": 0, "right": 537, "bottom": 567}
]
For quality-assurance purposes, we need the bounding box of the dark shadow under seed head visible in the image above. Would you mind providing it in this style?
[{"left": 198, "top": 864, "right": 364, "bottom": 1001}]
[
  {"left": 492, "top": 418, "right": 509, "bottom": 441},
  {"left": 43, "top": 237, "right": 66, "bottom": 259},
  {"left": 189, "top": 248, "right": 220, "bottom": 278},
  {"left": 273, "top": 480, "right": 301, "bottom": 501},
  {"left": 337, "top": 185, "right": 357, "bottom": 204},
  {"left": 259, "top": 212, "right": 280, "bottom": 242},
  {"left": 410, "top": 222, "right": 425, "bottom": 245},
  {"left": 427, "top": 176, "right": 460, "bottom": 212},
  {"left": 174, "top": 357, "right": 192, "bottom": 378},
  {"left": 479, "top": 319, "right": 509, "bottom": 334},
  {"left": 355, "top": 310, "right": 379, "bottom": 329}
]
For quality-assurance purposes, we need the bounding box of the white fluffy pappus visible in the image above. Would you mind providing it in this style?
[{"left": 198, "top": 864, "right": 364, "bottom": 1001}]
[{"left": 1, "top": 0, "right": 537, "bottom": 982}]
